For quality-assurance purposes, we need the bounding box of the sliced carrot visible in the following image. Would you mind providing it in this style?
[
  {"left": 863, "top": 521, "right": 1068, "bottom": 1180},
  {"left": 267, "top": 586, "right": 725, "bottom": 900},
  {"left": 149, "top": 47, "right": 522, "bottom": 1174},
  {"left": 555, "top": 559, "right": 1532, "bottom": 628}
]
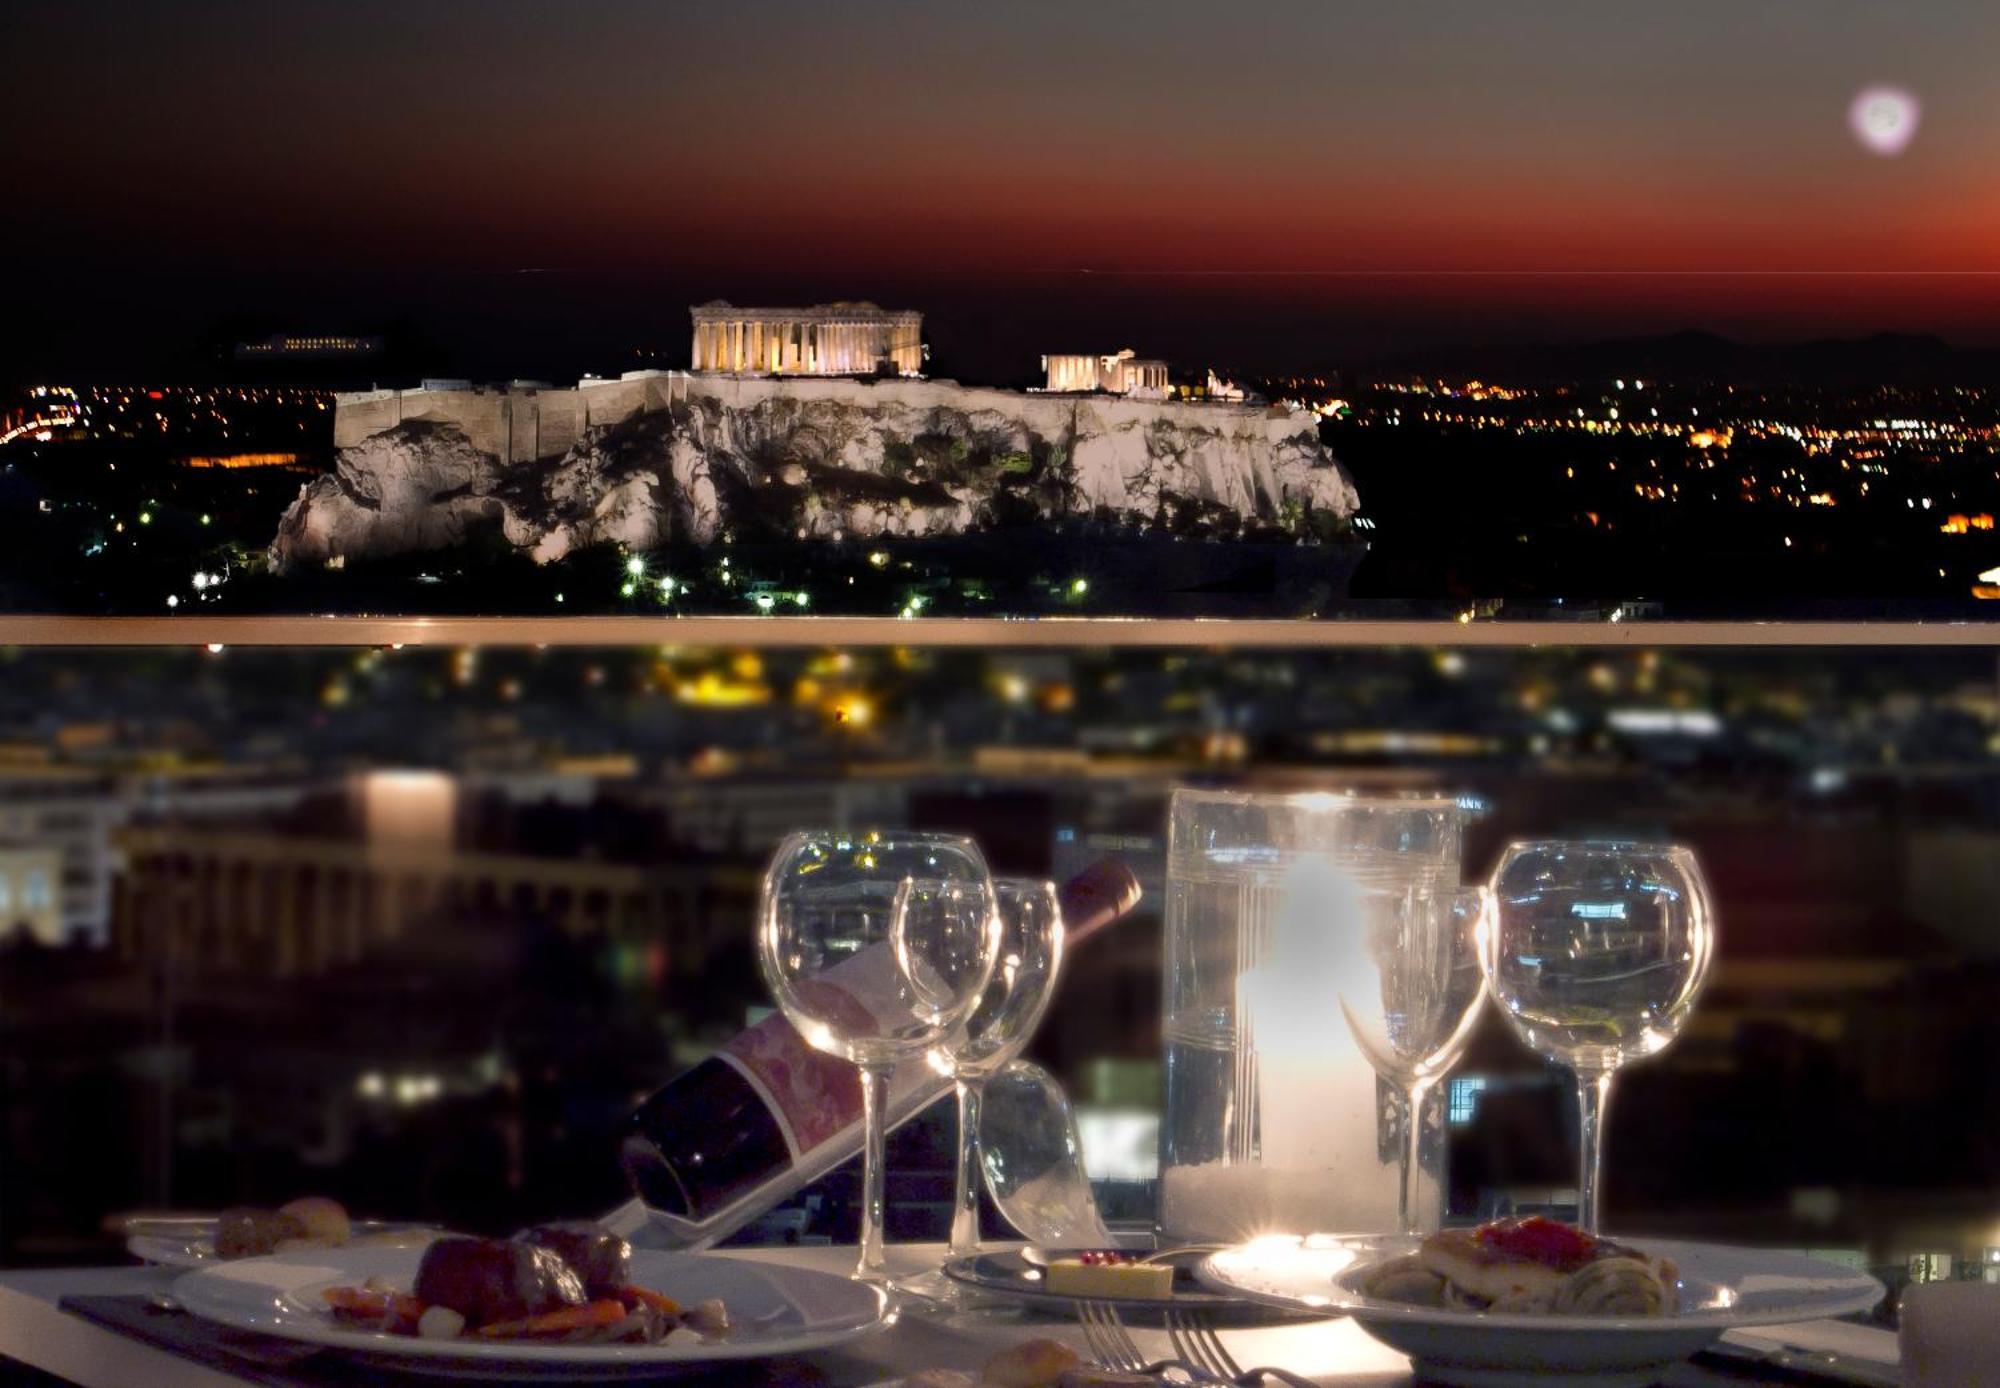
[
  {"left": 618, "top": 1285, "right": 681, "bottom": 1316},
  {"left": 476, "top": 1299, "right": 628, "bottom": 1339},
  {"left": 322, "top": 1285, "right": 425, "bottom": 1326}
]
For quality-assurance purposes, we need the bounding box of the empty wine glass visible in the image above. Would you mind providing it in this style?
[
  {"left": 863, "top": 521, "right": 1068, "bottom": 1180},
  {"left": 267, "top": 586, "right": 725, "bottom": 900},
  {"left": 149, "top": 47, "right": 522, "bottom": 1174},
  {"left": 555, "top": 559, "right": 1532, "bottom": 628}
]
[
  {"left": 932, "top": 876, "right": 1066, "bottom": 1259},
  {"left": 758, "top": 830, "right": 1000, "bottom": 1279},
  {"left": 1482, "top": 840, "right": 1716, "bottom": 1234},
  {"left": 1339, "top": 886, "right": 1490, "bottom": 1234}
]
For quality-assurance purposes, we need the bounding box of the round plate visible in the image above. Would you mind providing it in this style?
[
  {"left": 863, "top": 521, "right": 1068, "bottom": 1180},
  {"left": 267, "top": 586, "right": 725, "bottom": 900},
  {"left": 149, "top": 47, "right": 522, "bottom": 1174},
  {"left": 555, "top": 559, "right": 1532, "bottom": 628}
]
[
  {"left": 1196, "top": 1234, "right": 1884, "bottom": 1388},
  {"left": 127, "top": 1219, "right": 437, "bottom": 1270},
  {"left": 942, "top": 1248, "right": 1316, "bottom": 1321},
  {"left": 170, "top": 1246, "right": 891, "bottom": 1381}
]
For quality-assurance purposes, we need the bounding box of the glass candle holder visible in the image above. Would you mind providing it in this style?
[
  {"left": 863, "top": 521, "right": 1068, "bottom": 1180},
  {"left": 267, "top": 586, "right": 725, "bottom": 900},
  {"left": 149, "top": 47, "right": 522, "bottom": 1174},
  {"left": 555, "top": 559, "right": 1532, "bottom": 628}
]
[{"left": 1159, "top": 788, "right": 1463, "bottom": 1245}]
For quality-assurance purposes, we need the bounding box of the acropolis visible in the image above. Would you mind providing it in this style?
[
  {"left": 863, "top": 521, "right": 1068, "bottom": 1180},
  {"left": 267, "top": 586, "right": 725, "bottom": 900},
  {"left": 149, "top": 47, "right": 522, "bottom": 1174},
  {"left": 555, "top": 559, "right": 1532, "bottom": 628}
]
[{"left": 690, "top": 301, "right": 924, "bottom": 377}]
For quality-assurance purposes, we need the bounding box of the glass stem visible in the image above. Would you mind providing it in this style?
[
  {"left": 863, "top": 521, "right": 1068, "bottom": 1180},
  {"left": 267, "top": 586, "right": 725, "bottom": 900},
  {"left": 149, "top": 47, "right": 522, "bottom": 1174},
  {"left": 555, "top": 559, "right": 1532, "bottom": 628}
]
[
  {"left": 1575, "top": 1069, "right": 1614, "bottom": 1235},
  {"left": 949, "top": 1077, "right": 984, "bottom": 1258},
  {"left": 856, "top": 1060, "right": 892, "bottom": 1280},
  {"left": 1399, "top": 1079, "right": 1434, "bottom": 1235}
]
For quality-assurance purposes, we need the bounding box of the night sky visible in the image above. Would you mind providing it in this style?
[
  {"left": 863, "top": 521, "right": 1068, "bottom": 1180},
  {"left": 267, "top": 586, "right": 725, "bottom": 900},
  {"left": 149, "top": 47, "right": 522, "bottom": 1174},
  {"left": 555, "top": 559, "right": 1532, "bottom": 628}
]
[{"left": 11, "top": 0, "right": 2000, "bottom": 382}]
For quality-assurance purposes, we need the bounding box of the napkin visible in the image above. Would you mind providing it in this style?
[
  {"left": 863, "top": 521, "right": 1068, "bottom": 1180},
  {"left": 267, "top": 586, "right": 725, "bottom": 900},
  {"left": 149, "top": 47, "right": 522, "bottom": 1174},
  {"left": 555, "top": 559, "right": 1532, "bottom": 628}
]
[
  {"left": 1900, "top": 1282, "right": 2000, "bottom": 1387},
  {"left": 1713, "top": 1319, "right": 1899, "bottom": 1386}
]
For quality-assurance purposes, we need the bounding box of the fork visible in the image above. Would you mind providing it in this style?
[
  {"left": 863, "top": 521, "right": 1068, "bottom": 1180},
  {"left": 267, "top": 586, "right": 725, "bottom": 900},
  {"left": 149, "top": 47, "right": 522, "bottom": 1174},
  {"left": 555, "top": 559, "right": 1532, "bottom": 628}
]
[
  {"left": 1164, "top": 1308, "right": 1321, "bottom": 1388},
  {"left": 1076, "top": 1302, "right": 1318, "bottom": 1388},
  {"left": 1074, "top": 1300, "right": 1157, "bottom": 1374}
]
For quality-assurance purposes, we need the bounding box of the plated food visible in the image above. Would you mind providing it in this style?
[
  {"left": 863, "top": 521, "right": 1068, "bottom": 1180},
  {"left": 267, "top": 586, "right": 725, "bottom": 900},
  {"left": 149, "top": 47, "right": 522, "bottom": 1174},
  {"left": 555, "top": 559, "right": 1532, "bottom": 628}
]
[
  {"left": 217, "top": 1196, "right": 353, "bottom": 1257},
  {"left": 320, "top": 1223, "right": 728, "bottom": 1346},
  {"left": 1042, "top": 1251, "right": 1175, "bottom": 1301},
  {"left": 1198, "top": 1232, "right": 1885, "bottom": 1387},
  {"left": 941, "top": 1247, "right": 1262, "bottom": 1314},
  {"left": 122, "top": 1196, "right": 434, "bottom": 1268},
  {"left": 169, "top": 1243, "right": 890, "bottom": 1374},
  {"left": 1358, "top": 1216, "right": 1680, "bottom": 1316}
]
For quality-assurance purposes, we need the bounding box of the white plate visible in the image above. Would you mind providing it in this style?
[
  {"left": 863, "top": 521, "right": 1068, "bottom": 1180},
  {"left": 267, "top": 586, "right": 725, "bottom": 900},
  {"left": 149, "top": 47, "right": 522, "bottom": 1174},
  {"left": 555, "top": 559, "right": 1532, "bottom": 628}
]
[
  {"left": 127, "top": 1218, "right": 437, "bottom": 1269},
  {"left": 170, "top": 1245, "right": 892, "bottom": 1381},
  {"left": 1197, "top": 1234, "right": 1885, "bottom": 1388}
]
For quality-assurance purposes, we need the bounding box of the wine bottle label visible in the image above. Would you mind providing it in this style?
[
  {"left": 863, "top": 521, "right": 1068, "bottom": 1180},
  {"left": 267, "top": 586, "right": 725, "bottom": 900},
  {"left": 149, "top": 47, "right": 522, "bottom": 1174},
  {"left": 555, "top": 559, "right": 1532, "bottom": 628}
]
[
  {"left": 716, "top": 1015, "right": 862, "bottom": 1161},
  {"left": 717, "top": 933, "right": 937, "bottom": 1159}
]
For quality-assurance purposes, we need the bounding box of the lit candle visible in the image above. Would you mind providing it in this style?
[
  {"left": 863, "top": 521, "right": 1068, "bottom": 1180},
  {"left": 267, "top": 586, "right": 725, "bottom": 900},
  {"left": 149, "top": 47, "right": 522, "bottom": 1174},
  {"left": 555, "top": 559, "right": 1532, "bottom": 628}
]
[{"left": 1161, "top": 856, "right": 1403, "bottom": 1243}]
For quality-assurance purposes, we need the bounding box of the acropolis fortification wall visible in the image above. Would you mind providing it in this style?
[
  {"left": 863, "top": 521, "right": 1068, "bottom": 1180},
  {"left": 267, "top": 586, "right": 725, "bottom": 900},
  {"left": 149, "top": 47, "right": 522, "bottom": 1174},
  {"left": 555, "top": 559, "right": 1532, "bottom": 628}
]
[{"left": 334, "top": 371, "right": 1303, "bottom": 463}]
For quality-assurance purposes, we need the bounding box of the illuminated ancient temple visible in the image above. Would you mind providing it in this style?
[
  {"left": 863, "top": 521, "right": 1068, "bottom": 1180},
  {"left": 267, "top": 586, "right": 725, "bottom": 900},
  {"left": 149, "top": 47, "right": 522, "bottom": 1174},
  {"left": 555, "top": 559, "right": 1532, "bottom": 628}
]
[
  {"left": 1040, "top": 348, "right": 1170, "bottom": 398},
  {"left": 690, "top": 301, "right": 924, "bottom": 376}
]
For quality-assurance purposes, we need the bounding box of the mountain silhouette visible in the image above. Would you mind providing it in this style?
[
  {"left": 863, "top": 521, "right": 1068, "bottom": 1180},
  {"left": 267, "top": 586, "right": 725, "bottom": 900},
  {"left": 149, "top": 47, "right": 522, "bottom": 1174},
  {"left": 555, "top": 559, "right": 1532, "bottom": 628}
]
[{"left": 1393, "top": 330, "right": 2000, "bottom": 387}]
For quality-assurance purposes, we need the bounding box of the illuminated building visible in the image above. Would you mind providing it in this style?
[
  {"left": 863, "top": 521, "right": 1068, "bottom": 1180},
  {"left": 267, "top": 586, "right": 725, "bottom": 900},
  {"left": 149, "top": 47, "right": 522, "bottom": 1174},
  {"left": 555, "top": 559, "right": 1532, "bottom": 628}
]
[
  {"left": 110, "top": 778, "right": 761, "bottom": 982},
  {"left": 0, "top": 766, "right": 311, "bottom": 948},
  {"left": 0, "top": 843, "right": 62, "bottom": 945},
  {"left": 1041, "top": 349, "right": 1171, "bottom": 398},
  {"left": 234, "top": 334, "right": 383, "bottom": 361},
  {"left": 689, "top": 301, "right": 924, "bottom": 376}
]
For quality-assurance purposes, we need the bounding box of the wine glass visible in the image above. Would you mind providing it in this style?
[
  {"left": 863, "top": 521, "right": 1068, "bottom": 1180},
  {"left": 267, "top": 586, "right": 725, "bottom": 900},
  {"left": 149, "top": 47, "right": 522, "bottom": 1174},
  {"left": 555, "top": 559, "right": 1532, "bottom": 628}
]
[
  {"left": 1339, "top": 886, "right": 1490, "bottom": 1234},
  {"left": 933, "top": 876, "right": 1066, "bottom": 1259},
  {"left": 758, "top": 830, "right": 1000, "bottom": 1279},
  {"left": 1482, "top": 840, "right": 1716, "bottom": 1234}
]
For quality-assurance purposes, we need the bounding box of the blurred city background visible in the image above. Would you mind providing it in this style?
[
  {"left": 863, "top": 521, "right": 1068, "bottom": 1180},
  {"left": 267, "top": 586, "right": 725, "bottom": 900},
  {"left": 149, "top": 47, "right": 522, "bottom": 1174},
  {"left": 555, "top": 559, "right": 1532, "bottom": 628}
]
[{"left": 1, "top": 639, "right": 1997, "bottom": 1311}]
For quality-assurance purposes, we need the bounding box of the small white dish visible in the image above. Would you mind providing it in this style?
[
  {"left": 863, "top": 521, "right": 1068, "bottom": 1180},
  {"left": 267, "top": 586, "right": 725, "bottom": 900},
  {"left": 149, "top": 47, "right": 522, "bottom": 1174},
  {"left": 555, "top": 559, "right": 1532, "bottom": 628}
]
[
  {"left": 125, "top": 1217, "right": 437, "bottom": 1269},
  {"left": 1196, "top": 1233, "right": 1884, "bottom": 1388},
  {"left": 170, "top": 1245, "right": 891, "bottom": 1381}
]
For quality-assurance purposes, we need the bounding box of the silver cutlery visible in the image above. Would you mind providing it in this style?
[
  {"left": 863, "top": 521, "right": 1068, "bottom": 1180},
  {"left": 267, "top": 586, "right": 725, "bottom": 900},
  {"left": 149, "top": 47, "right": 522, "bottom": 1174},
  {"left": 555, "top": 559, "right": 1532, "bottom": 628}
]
[
  {"left": 1165, "top": 1308, "right": 1320, "bottom": 1388},
  {"left": 1075, "top": 1300, "right": 1318, "bottom": 1388}
]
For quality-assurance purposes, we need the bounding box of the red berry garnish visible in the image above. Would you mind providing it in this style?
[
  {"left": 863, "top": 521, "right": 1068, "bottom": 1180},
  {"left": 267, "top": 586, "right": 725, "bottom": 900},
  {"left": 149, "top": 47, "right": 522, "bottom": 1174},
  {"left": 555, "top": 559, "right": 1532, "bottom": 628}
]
[{"left": 1475, "top": 1216, "right": 1598, "bottom": 1269}]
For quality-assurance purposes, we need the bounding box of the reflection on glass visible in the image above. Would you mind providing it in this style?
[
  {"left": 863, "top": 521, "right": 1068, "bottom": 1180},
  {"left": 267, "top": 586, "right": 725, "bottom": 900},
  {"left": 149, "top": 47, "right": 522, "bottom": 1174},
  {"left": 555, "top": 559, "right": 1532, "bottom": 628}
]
[
  {"left": 932, "top": 877, "right": 1065, "bottom": 1259},
  {"left": 1483, "top": 841, "right": 1715, "bottom": 1234},
  {"left": 1340, "top": 887, "right": 1490, "bottom": 1234},
  {"left": 758, "top": 830, "right": 999, "bottom": 1279}
]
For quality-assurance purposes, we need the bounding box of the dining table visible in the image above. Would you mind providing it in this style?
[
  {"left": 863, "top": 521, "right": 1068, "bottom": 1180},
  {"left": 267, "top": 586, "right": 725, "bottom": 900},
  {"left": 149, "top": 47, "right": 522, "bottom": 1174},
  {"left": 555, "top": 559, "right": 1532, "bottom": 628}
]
[{"left": 0, "top": 1240, "right": 1901, "bottom": 1387}]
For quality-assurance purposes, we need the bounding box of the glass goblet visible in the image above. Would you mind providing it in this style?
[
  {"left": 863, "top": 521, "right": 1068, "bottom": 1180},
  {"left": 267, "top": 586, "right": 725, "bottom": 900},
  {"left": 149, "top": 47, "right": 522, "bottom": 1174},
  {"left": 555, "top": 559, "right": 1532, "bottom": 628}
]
[
  {"left": 758, "top": 830, "right": 999, "bottom": 1279},
  {"left": 1482, "top": 840, "right": 1716, "bottom": 1234},
  {"left": 933, "top": 876, "right": 1066, "bottom": 1259},
  {"left": 1340, "top": 886, "right": 1490, "bottom": 1235}
]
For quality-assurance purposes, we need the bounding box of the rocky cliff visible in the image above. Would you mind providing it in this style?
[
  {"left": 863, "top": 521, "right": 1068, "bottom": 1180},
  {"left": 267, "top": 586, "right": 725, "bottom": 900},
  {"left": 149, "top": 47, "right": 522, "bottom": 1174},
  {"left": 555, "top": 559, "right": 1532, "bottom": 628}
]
[{"left": 272, "top": 376, "right": 1357, "bottom": 569}]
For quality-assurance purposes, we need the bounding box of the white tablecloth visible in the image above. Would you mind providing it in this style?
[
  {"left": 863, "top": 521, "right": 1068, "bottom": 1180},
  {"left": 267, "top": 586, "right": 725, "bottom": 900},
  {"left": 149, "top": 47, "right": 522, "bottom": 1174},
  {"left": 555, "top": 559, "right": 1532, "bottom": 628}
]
[{"left": 0, "top": 1242, "right": 1898, "bottom": 1386}]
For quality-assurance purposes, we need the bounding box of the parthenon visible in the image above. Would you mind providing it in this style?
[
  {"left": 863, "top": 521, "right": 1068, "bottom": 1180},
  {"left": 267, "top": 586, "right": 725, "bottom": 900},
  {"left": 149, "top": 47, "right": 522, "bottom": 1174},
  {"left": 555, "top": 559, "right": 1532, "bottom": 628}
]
[{"left": 690, "top": 301, "right": 924, "bottom": 377}]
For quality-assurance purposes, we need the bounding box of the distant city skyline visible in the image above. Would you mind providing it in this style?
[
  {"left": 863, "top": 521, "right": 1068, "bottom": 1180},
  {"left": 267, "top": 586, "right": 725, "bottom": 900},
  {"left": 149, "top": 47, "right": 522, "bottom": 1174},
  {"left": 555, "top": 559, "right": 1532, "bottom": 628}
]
[{"left": 12, "top": 2, "right": 2000, "bottom": 380}]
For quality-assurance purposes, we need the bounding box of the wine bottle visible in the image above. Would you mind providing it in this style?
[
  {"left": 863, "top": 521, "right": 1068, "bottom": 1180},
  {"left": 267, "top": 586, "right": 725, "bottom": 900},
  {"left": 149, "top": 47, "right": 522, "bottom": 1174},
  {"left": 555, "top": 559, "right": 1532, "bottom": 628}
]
[{"left": 618, "top": 857, "right": 1142, "bottom": 1249}]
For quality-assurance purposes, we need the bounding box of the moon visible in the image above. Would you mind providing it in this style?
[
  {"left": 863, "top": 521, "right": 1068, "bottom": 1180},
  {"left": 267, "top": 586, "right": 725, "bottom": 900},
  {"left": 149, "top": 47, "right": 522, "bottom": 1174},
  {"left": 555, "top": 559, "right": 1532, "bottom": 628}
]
[{"left": 1849, "top": 85, "right": 1921, "bottom": 156}]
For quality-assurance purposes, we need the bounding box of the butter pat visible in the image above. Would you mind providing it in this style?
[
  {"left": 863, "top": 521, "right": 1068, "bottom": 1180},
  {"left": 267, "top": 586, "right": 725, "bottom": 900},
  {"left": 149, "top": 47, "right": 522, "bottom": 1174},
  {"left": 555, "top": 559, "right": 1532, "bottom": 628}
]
[{"left": 1044, "top": 1259, "right": 1175, "bottom": 1300}]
